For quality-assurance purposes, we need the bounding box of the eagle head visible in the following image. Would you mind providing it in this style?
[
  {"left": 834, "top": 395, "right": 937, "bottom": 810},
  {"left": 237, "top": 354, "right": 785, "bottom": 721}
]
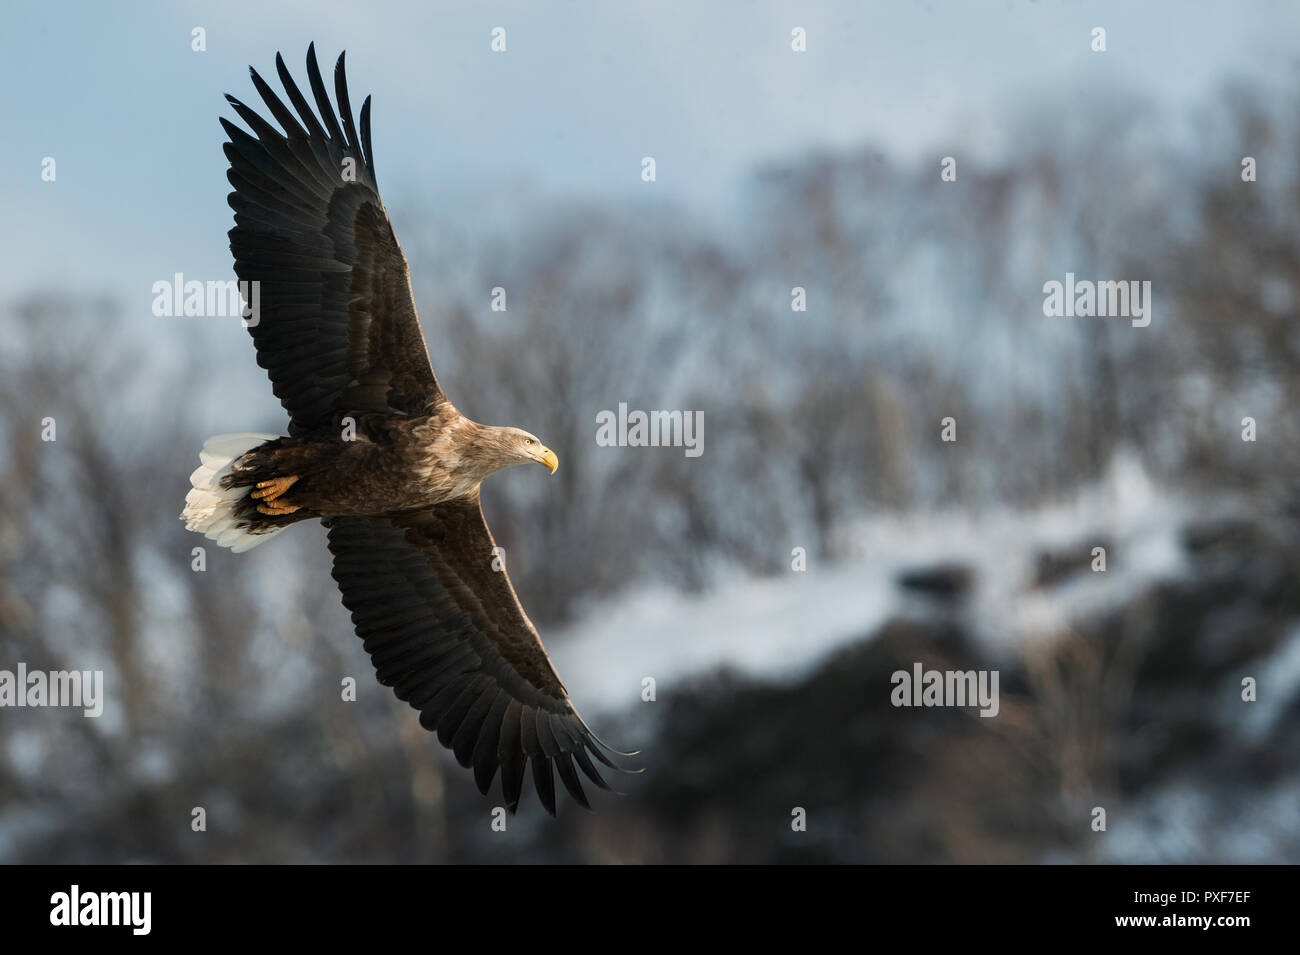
[{"left": 478, "top": 425, "right": 558, "bottom": 475}]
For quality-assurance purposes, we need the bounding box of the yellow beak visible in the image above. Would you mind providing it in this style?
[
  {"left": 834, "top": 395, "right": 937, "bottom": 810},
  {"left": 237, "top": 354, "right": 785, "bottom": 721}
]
[{"left": 539, "top": 448, "right": 559, "bottom": 474}]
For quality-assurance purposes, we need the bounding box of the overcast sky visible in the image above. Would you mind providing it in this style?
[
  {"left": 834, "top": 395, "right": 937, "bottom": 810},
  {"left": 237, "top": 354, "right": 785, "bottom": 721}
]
[{"left": 2, "top": 0, "right": 1297, "bottom": 306}]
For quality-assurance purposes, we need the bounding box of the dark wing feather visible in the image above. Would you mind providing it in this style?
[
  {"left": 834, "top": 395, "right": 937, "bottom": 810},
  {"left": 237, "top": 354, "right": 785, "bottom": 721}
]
[
  {"left": 325, "top": 492, "right": 637, "bottom": 815},
  {"left": 223, "top": 44, "right": 443, "bottom": 434}
]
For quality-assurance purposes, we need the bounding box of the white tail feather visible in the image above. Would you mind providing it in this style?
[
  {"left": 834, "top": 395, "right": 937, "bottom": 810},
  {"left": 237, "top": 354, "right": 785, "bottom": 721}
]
[{"left": 181, "top": 432, "right": 288, "bottom": 553}]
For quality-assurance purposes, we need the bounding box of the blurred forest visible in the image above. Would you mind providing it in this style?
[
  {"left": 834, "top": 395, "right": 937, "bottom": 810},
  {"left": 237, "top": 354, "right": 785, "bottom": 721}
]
[{"left": 1, "top": 85, "right": 1298, "bottom": 862}]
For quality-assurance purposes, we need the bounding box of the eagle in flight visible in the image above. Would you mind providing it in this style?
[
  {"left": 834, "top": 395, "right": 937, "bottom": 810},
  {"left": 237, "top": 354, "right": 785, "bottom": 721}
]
[{"left": 182, "top": 44, "right": 636, "bottom": 815}]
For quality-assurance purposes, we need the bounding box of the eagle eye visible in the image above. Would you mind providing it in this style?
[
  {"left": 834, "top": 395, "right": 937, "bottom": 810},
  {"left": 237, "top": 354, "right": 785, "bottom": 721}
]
[{"left": 525, "top": 438, "right": 534, "bottom": 446}]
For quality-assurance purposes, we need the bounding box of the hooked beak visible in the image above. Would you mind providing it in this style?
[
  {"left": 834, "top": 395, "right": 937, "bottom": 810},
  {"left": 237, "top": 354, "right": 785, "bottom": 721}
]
[{"left": 538, "top": 448, "right": 559, "bottom": 474}]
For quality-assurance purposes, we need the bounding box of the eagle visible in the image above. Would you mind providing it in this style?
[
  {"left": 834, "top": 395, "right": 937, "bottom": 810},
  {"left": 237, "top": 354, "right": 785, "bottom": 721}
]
[{"left": 181, "top": 44, "right": 636, "bottom": 815}]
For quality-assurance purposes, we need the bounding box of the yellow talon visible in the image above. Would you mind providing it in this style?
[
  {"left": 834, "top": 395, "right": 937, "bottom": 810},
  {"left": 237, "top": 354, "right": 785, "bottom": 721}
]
[{"left": 250, "top": 475, "right": 299, "bottom": 501}]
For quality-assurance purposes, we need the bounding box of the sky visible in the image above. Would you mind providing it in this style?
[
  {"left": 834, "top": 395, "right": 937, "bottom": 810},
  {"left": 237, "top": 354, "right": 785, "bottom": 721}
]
[{"left": 1, "top": 0, "right": 1297, "bottom": 308}]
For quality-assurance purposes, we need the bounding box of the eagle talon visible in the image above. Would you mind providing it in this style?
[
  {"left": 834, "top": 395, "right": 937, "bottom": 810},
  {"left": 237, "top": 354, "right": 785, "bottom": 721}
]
[
  {"left": 256, "top": 499, "right": 301, "bottom": 516},
  {"left": 251, "top": 475, "right": 299, "bottom": 502}
]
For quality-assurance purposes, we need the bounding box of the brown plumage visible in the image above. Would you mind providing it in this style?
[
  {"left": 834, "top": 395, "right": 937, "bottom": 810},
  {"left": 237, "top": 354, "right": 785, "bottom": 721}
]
[{"left": 181, "top": 44, "right": 637, "bottom": 815}]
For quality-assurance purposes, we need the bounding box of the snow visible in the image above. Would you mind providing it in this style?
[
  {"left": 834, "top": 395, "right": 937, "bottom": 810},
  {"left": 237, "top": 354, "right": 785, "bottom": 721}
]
[{"left": 553, "top": 449, "right": 1214, "bottom": 714}]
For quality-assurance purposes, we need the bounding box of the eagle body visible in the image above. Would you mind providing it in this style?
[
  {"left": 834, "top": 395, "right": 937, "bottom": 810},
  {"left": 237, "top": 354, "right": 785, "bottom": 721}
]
[
  {"left": 219, "top": 408, "right": 508, "bottom": 529},
  {"left": 180, "top": 45, "right": 635, "bottom": 815}
]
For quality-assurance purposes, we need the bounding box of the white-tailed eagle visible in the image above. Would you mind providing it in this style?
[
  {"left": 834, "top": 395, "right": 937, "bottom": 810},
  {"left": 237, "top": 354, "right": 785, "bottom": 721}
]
[{"left": 181, "top": 44, "right": 636, "bottom": 815}]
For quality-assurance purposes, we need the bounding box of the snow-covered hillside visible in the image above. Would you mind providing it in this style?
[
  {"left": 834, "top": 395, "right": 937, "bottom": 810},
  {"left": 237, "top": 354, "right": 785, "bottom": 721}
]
[{"left": 555, "top": 449, "right": 1229, "bottom": 713}]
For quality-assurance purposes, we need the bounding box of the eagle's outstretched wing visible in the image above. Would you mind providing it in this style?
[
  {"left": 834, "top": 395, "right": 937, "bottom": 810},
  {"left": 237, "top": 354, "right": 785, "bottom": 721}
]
[
  {"left": 222, "top": 44, "right": 442, "bottom": 433},
  {"left": 325, "top": 494, "right": 637, "bottom": 814}
]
